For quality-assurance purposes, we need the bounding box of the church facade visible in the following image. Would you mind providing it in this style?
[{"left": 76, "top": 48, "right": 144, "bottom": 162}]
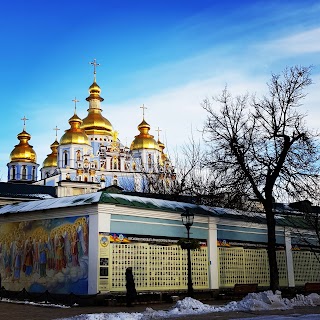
[{"left": 7, "top": 60, "right": 174, "bottom": 195}]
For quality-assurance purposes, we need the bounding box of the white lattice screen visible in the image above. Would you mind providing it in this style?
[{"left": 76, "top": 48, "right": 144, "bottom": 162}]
[
  {"left": 110, "top": 243, "right": 209, "bottom": 292},
  {"left": 219, "top": 247, "right": 246, "bottom": 286},
  {"left": 277, "top": 250, "right": 288, "bottom": 287},
  {"left": 244, "top": 249, "right": 269, "bottom": 286},
  {"left": 293, "top": 251, "right": 320, "bottom": 285},
  {"left": 218, "top": 247, "right": 288, "bottom": 287}
]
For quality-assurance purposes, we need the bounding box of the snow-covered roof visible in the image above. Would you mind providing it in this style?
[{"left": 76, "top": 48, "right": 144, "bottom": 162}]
[
  {"left": 0, "top": 192, "right": 102, "bottom": 215},
  {"left": 99, "top": 192, "right": 229, "bottom": 218},
  {"left": 0, "top": 191, "right": 312, "bottom": 229}
]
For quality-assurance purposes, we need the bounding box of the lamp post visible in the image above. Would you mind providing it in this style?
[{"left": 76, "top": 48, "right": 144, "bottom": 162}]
[{"left": 181, "top": 209, "right": 194, "bottom": 297}]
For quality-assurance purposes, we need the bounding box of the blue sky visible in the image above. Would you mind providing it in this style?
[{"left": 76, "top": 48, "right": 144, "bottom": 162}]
[{"left": 0, "top": 0, "right": 320, "bottom": 180}]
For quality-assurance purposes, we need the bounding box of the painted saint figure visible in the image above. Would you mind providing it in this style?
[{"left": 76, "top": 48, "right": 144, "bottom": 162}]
[
  {"left": 39, "top": 238, "right": 47, "bottom": 277},
  {"left": 13, "top": 240, "right": 23, "bottom": 281},
  {"left": 55, "top": 234, "right": 66, "bottom": 271},
  {"left": 24, "top": 237, "right": 34, "bottom": 276},
  {"left": 71, "top": 231, "right": 79, "bottom": 266}
]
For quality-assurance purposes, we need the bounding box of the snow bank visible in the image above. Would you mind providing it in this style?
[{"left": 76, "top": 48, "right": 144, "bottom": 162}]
[{"left": 3, "top": 290, "right": 320, "bottom": 319}]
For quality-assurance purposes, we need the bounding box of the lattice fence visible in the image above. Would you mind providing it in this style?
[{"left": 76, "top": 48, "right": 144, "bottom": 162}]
[
  {"left": 110, "top": 243, "right": 209, "bottom": 292},
  {"left": 218, "top": 247, "right": 288, "bottom": 287},
  {"left": 292, "top": 251, "right": 320, "bottom": 285}
]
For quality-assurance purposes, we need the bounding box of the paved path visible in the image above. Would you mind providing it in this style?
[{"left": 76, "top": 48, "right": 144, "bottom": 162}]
[{"left": 1, "top": 300, "right": 320, "bottom": 320}]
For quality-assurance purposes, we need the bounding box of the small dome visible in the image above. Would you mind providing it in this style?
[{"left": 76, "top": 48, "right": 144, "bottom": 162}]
[
  {"left": 43, "top": 140, "right": 59, "bottom": 168},
  {"left": 60, "top": 113, "right": 90, "bottom": 145},
  {"left": 86, "top": 81, "right": 104, "bottom": 102},
  {"left": 130, "top": 119, "right": 160, "bottom": 151},
  {"left": 89, "top": 81, "right": 101, "bottom": 95},
  {"left": 10, "top": 130, "right": 37, "bottom": 163},
  {"left": 158, "top": 139, "right": 165, "bottom": 151}
]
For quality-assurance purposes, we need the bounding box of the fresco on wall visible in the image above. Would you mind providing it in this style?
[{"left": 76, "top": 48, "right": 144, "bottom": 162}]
[{"left": 0, "top": 216, "right": 89, "bottom": 294}]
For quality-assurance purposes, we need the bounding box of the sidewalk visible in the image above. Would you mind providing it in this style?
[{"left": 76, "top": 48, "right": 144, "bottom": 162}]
[{"left": 1, "top": 299, "right": 320, "bottom": 320}]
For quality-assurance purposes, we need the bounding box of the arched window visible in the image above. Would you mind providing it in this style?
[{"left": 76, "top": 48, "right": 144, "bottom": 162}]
[
  {"left": 64, "top": 151, "right": 68, "bottom": 166},
  {"left": 113, "top": 156, "right": 118, "bottom": 170},
  {"left": 148, "top": 154, "right": 152, "bottom": 169},
  {"left": 22, "top": 165, "right": 27, "bottom": 179},
  {"left": 32, "top": 166, "right": 36, "bottom": 180},
  {"left": 12, "top": 165, "right": 16, "bottom": 180},
  {"left": 76, "top": 150, "right": 81, "bottom": 161}
]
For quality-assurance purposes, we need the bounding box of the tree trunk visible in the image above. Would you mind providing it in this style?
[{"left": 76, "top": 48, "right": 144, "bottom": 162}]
[{"left": 265, "top": 208, "right": 279, "bottom": 291}]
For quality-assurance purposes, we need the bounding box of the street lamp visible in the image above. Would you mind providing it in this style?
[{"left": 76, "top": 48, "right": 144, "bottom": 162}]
[{"left": 181, "top": 209, "right": 194, "bottom": 297}]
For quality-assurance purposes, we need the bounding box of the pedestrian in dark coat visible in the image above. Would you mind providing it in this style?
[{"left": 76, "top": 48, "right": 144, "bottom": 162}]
[{"left": 125, "top": 267, "right": 136, "bottom": 307}]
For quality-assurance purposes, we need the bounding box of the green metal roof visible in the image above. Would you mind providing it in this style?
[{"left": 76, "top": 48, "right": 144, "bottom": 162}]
[{"left": 0, "top": 190, "right": 316, "bottom": 232}]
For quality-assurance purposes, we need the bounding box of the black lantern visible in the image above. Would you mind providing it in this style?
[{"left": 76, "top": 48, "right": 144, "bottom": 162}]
[
  {"left": 181, "top": 209, "right": 194, "bottom": 297},
  {"left": 181, "top": 209, "right": 194, "bottom": 228}
]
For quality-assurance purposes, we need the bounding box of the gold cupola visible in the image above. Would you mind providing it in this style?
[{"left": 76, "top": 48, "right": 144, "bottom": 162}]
[
  {"left": 10, "top": 130, "right": 37, "bottom": 163},
  {"left": 81, "top": 59, "right": 113, "bottom": 136},
  {"left": 158, "top": 138, "right": 168, "bottom": 164},
  {"left": 60, "top": 113, "right": 90, "bottom": 145},
  {"left": 130, "top": 118, "right": 160, "bottom": 151},
  {"left": 43, "top": 139, "right": 59, "bottom": 167}
]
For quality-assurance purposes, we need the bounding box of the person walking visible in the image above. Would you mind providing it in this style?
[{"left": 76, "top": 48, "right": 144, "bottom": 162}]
[{"left": 125, "top": 267, "right": 136, "bottom": 307}]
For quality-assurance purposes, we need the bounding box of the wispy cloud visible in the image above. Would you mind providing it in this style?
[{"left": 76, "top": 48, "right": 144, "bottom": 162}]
[{"left": 262, "top": 27, "right": 320, "bottom": 56}]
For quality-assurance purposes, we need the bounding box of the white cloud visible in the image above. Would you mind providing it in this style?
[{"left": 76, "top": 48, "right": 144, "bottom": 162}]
[{"left": 263, "top": 27, "right": 320, "bottom": 56}]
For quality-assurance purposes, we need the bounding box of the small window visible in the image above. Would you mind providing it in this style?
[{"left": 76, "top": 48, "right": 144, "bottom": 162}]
[
  {"left": 22, "top": 165, "right": 27, "bottom": 179},
  {"left": 64, "top": 151, "right": 68, "bottom": 166},
  {"left": 32, "top": 166, "right": 36, "bottom": 180},
  {"left": 76, "top": 150, "right": 81, "bottom": 161},
  {"left": 12, "top": 166, "right": 16, "bottom": 180}
]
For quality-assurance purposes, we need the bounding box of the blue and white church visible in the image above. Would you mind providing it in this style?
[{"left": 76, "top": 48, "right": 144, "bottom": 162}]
[{"left": 7, "top": 60, "right": 174, "bottom": 195}]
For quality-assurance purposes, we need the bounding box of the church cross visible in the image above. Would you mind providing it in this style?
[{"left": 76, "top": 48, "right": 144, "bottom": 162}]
[
  {"left": 21, "top": 115, "right": 29, "bottom": 130},
  {"left": 53, "top": 126, "right": 60, "bottom": 139},
  {"left": 155, "top": 127, "right": 162, "bottom": 140},
  {"left": 140, "top": 104, "right": 147, "bottom": 119},
  {"left": 89, "top": 59, "right": 100, "bottom": 81},
  {"left": 72, "top": 97, "right": 79, "bottom": 113}
]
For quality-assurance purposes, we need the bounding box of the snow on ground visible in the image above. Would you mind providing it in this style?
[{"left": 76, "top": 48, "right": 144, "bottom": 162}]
[
  {"left": 51, "top": 291, "right": 320, "bottom": 320},
  {"left": 1, "top": 291, "right": 320, "bottom": 319},
  {"left": 0, "top": 297, "right": 70, "bottom": 308},
  {"left": 231, "top": 316, "right": 320, "bottom": 320}
]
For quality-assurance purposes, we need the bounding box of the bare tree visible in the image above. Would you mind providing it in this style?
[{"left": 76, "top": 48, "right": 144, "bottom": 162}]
[
  {"left": 123, "top": 134, "right": 214, "bottom": 201},
  {"left": 285, "top": 200, "right": 320, "bottom": 263},
  {"left": 202, "top": 66, "right": 320, "bottom": 291}
]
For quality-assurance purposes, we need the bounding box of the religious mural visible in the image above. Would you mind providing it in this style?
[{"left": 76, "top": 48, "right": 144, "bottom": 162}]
[{"left": 0, "top": 216, "right": 89, "bottom": 294}]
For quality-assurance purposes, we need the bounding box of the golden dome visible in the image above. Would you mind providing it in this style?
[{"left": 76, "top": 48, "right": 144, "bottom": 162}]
[
  {"left": 158, "top": 139, "right": 165, "bottom": 151},
  {"left": 157, "top": 139, "right": 168, "bottom": 164},
  {"left": 10, "top": 130, "right": 37, "bottom": 163},
  {"left": 60, "top": 113, "right": 90, "bottom": 145},
  {"left": 43, "top": 139, "right": 59, "bottom": 167},
  {"left": 81, "top": 80, "right": 113, "bottom": 135},
  {"left": 81, "top": 109, "right": 113, "bottom": 135},
  {"left": 130, "top": 119, "right": 160, "bottom": 151},
  {"left": 89, "top": 82, "right": 101, "bottom": 95}
]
